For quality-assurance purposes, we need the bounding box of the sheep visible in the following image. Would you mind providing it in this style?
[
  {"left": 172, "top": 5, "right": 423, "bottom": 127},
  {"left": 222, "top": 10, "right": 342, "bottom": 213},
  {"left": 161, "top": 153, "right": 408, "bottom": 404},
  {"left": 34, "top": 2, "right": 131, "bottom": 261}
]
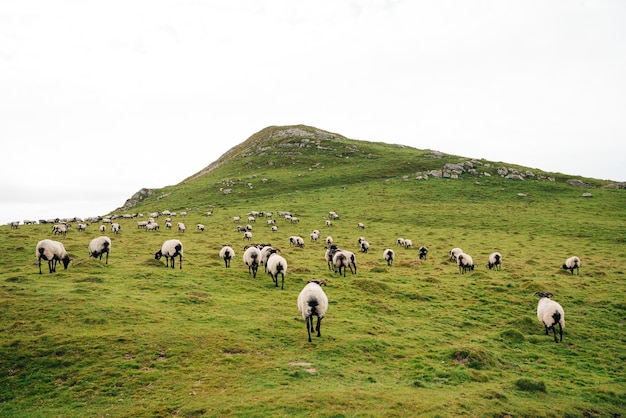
[
  {"left": 36, "top": 239, "right": 71, "bottom": 274},
  {"left": 403, "top": 239, "right": 413, "bottom": 249},
  {"left": 289, "top": 236, "right": 304, "bottom": 248},
  {"left": 99, "top": 225, "right": 106, "bottom": 233},
  {"left": 266, "top": 248, "right": 288, "bottom": 289},
  {"left": 297, "top": 280, "right": 329, "bottom": 342},
  {"left": 177, "top": 222, "right": 186, "bottom": 233},
  {"left": 243, "top": 231, "right": 253, "bottom": 241},
  {"left": 534, "top": 291, "right": 565, "bottom": 343},
  {"left": 88, "top": 236, "right": 111, "bottom": 265},
  {"left": 237, "top": 225, "right": 247, "bottom": 232},
  {"left": 449, "top": 247, "right": 463, "bottom": 262},
  {"left": 325, "top": 236, "right": 333, "bottom": 246},
  {"left": 165, "top": 221, "right": 173, "bottom": 230},
  {"left": 154, "top": 239, "right": 183, "bottom": 269},
  {"left": 360, "top": 239, "right": 370, "bottom": 253},
  {"left": 137, "top": 221, "right": 148, "bottom": 229},
  {"left": 196, "top": 224, "right": 205, "bottom": 232},
  {"left": 243, "top": 245, "right": 262, "bottom": 278},
  {"left": 233, "top": 216, "right": 241, "bottom": 223},
  {"left": 52, "top": 224, "right": 69, "bottom": 235},
  {"left": 310, "top": 230, "right": 320, "bottom": 242},
  {"left": 325, "top": 220, "right": 332, "bottom": 227},
  {"left": 259, "top": 245, "right": 275, "bottom": 272},
  {"left": 271, "top": 225, "right": 278, "bottom": 233},
  {"left": 219, "top": 244, "right": 235, "bottom": 268},
  {"left": 457, "top": 252, "right": 474, "bottom": 274},
  {"left": 77, "top": 223, "right": 88, "bottom": 232},
  {"left": 562, "top": 256, "right": 581, "bottom": 275},
  {"left": 332, "top": 248, "right": 357, "bottom": 277},
  {"left": 383, "top": 248, "right": 395, "bottom": 267},
  {"left": 111, "top": 223, "right": 121, "bottom": 234},
  {"left": 357, "top": 222, "right": 365, "bottom": 229},
  {"left": 397, "top": 237, "right": 405, "bottom": 247},
  {"left": 145, "top": 222, "right": 159, "bottom": 231},
  {"left": 487, "top": 252, "right": 502, "bottom": 270},
  {"left": 419, "top": 246, "right": 429, "bottom": 260}
]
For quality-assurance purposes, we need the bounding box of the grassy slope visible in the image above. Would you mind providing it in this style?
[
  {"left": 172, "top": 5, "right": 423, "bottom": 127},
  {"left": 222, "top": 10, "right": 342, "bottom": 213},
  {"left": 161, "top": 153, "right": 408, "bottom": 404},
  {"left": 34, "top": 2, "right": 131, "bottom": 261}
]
[{"left": 1, "top": 126, "right": 625, "bottom": 417}]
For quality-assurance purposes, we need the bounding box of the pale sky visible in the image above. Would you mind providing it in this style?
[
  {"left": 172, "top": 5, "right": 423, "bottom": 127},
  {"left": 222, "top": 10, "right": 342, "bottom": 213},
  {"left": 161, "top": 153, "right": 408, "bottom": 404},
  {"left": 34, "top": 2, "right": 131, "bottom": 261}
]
[{"left": 1, "top": 0, "right": 625, "bottom": 225}]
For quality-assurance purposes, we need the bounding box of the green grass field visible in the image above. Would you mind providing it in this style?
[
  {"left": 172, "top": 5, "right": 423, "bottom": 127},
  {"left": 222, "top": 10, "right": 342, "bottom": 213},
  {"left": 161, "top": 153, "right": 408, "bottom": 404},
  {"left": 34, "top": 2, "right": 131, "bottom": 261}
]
[{"left": 1, "top": 126, "right": 625, "bottom": 417}]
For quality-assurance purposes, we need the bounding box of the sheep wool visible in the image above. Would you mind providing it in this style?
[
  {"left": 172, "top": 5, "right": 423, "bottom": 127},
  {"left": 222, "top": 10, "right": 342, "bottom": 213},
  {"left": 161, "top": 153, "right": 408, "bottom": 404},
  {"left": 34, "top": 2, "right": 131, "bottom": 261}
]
[
  {"left": 457, "top": 252, "right": 474, "bottom": 274},
  {"left": 243, "top": 245, "right": 262, "bottom": 278},
  {"left": 297, "top": 280, "right": 329, "bottom": 342},
  {"left": 89, "top": 236, "right": 111, "bottom": 265},
  {"left": 266, "top": 249, "right": 288, "bottom": 289},
  {"left": 36, "top": 239, "right": 71, "bottom": 274},
  {"left": 155, "top": 239, "right": 183, "bottom": 269},
  {"left": 383, "top": 248, "right": 395, "bottom": 267},
  {"left": 450, "top": 247, "right": 463, "bottom": 262},
  {"left": 487, "top": 252, "right": 502, "bottom": 270},
  {"left": 534, "top": 291, "right": 565, "bottom": 343},
  {"left": 219, "top": 245, "right": 235, "bottom": 268}
]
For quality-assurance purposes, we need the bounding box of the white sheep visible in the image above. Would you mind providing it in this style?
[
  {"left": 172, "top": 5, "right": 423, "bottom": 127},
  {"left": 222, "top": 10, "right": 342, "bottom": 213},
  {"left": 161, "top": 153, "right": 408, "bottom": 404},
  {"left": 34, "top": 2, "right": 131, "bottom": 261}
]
[
  {"left": 271, "top": 225, "right": 278, "bottom": 233},
  {"left": 219, "top": 244, "right": 235, "bottom": 268},
  {"left": 325, "top": 220, "right": 332, "bottom": 227},
  {"left": 259, "top": 245, "right": 275, "bottom": 272},
  {"left": 325, "top": 236, "right": 333, "bottom": 246},
  {"left": 357, "top": 222, "right": 365, "bottom": 229},
  {"left": 289, "top": 236, "right": 304, "bottom": 248},
  {"left": 332, "top": 248, "right": 357, "bottom": 277},
  {"left": 383, "top": 248, "right": 395, "bottom": 267},
  {"left": 196, "top": 224, "right": 205, "bottom": 232},
  {"left": 562, "top": 256, "right": 581, "bottom": 275},
  {"left": 154, "top": 239, "right": 183, "bottom": 269},
  {"left": 177, "top": 222, "right": 186, "bottom": 233},
  {"left": 99, "top": 225, "right": 106, "bottom": 233},
  {"left": 243, "top": 231, "right": 253, "bottom": 241},
  {"left": 52, "top": 224, "right": 69, "bottom": 235},
  {"left": 397, "top": 237, "right": 405, "bottom": 247},
  {"left": 403, "top": 239, "right": 413, "bottom": 249},
  {"left": 297, "top": 280, "right": 329, "bottom": 342},
  {"left": 310, "top": 230, "right": 320, "bottom": 242},
  {"left": 534, "top": 291, "right": 565, "bottom": 343},
  {"left": 418, "top": 246, "right": 428, "bottom": 260},
  {"left": 36, "top": 239, "right": 71, "bottom": 274},
  {"left": 243, "top": 245, "right": 262, "bottom": 278},
  {"left": 457, "top": 252, "right": 474, "bottom": 274},
  {"left": 266, "top": 248, "right": 288, "bottom": 289},
  {"left": 487, "top": 252, "right": 502, "bottom": 270},
  {"left": 145, "top": 222, "right": 159, "bottom": 231},
  {"left": 360, "top": 239, "right": 370, "bottom": 253},
  {"left": 111, "top": 223, "right": 121, "bottom": 234},
  {"left": 88, "top": 236, "right": 111, "bottom": 265},
  {"left": 77, "top": 223, "right": 88, "bottom": 232},
  {"left": 449, "top": 247, "right": 463, "bottom": 262}
]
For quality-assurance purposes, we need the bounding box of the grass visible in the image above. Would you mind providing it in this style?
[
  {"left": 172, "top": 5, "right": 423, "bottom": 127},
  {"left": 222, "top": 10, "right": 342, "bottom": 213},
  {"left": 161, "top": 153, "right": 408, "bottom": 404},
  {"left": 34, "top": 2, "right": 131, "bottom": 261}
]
[{"left": 1, "top": 125, "right": 625, "bottom": 417}]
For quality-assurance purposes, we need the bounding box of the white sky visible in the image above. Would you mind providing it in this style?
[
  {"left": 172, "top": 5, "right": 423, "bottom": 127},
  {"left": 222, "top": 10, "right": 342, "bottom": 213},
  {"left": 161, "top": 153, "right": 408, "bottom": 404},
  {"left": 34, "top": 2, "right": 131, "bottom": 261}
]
[{"left": 1, "top": 0, "right": 625, "bottom": 225}]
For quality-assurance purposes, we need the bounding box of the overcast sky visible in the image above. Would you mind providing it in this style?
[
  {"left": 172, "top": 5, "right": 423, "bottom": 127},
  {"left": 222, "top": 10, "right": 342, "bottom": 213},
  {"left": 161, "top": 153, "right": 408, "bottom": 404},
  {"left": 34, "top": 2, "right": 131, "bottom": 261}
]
[{"left": 1, "top": 0, "right": 625, "bottom": 225}]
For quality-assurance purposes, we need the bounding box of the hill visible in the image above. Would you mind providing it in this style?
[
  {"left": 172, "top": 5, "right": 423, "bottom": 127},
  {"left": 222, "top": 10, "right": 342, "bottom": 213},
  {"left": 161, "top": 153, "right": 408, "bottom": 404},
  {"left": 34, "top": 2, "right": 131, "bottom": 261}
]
[{"left": 1, "top": 125, "right": 625, "bottom": 417}]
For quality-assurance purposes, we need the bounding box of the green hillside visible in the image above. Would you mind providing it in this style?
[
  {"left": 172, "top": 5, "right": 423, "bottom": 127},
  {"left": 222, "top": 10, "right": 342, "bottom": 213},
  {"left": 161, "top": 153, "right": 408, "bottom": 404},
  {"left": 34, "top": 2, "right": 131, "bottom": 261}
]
[{"left": 1, "top": 125, "right": 625, "bottom": 417}]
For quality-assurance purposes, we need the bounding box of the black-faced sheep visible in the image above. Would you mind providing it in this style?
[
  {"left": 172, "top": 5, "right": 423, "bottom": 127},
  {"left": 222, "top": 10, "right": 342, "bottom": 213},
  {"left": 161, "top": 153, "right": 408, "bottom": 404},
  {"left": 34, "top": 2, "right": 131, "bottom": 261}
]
[
  {"left": 243, "top": 245, "right": 261, "bottom": 278},
  {"left": 266, "top": 248, "right": 288, "bottom": 289},
  {"left": 289, "top": 236, "right": 304, "bottom": 248},
  {"left": 88, "top": 236, "right": 111, "bottom": 265},
  {"left": 243, "top": 231, "right": 253, "bottom": 241},
  {"left": 534, "top": 291, "right": 565, "bottom": 343},
  {"left": 196, "top": 224, "right": 205, "bottom": 232},
  {"left": 36, "top": 239, "right": 71, "bottom": 274},
  {"left": 383, "top": 248, "right": 395, "bottom": 267},
  {"left": 259, "top": 245, "right": 274, "bottom": 272},
  {"left": 397, "top": 237, "right": 405, "bottom": 247},
  {"left": 357, "top": 222, "right": 365, "bottom": 229},
  {"left": 297, "top": 280, "right": 329, "bottom": 342},
  {"left": 487, "top": 252, "right": 502, "bottom": 270},
  {"left": 332, "top": 248, "right": 357, "bottom": 277},
  {"left": 449, "top": 247, "right": 463, "bottom": 262},
  {"left": 403, "top": 239, "right": 413, "bottom": 249},
  {"left": 111, "top": 223, "right": 121, "bottom": 234},
  {"left": 360, "top": 239, "right": 370, "bottom": 253},
  {"left": 562, "top": 256, "right": 580, "bottom": 275},
  {"left": 155, "top": 239, "right": 183, "bottom": 269},
  {"left": 177, "top": 222, "right": 186, "bottom": 233},
  {"left": 457, "top": 252, "right": 474, "bottom": 274},
  {"left": 419, "top": 246, "right": 428, "bottom": 260},
  {"left": 219, "top": 245, "right": 235, "bottom": 268}
]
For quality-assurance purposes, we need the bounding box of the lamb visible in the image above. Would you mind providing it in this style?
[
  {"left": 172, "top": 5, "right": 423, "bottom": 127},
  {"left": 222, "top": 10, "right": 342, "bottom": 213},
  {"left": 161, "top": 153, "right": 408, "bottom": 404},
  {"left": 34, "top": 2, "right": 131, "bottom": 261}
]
[
  {"left": 88, "top": 236, "right": 111, "bottom": 265},
  {"left": 562, "top": 256, "right": 581, "bottom": 275},
  {"left": 383, "top": 248, "right": 395, "bottom": 267},
  {"left": 457, "top": 252, "right": 474, "bottom": 274},
  {"left": 154, "top": 239, "right": 183, "bottom": 269},
  {"left": 297, "top": 280, "right": 329, "bottom": 342},
  {"left": 449, "top": 247, "right": 463, "bottom": 262},
  {"left": 487, "top": 252, "right": 502, "bottom": 270},
  {"left": 219, "top": 244, "right": 235, "bottom": 268},
  {"left": 243, "top": 245, "right": 262, "bottom": 278},
  {"left": 177, "top": 222, "right": 186, "bottom": 233},
  {"left": 266, "top": 248, "right": 288, "bottom": 289},
  {"left": 418, "top": 246, "right": 429, "bottom": 260},
  {"left": 36, "top": 239, "right": 71, "bottom": 274},
  {"left": 534, "top": 291, "right": 565, "bottom": 343}
]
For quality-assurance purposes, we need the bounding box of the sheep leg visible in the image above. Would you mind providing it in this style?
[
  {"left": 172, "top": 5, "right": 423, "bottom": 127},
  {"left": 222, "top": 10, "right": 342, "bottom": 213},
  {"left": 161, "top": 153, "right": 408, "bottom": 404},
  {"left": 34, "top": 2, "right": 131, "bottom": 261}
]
[
  {"left": 306, "top": 317, "right": 313, "bottom": 342},
  {"left": 178, "top": 254, "right": 182, "bottom": 269},
  {"left": 557, "top": 323, "right": 563, "bottom": 342},
  {"left": 281, "top": 273, "right": 284, "bottom": 290},
  {"left": 38, "top": 258, "right": 42, "bottom": 274},
  {"left": 105, "top": 252, "right": 109, "bottom": 265},
  {"left": 315, "top": 316, "right": 322, "bottom": 337},
  {"left": 544, "top": 323, "right": 550, "bottom": 336}
]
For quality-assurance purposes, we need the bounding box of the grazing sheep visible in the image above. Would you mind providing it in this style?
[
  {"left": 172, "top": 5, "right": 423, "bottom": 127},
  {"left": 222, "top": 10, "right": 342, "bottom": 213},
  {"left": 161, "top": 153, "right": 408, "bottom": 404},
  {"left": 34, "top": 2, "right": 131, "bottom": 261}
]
[
  {"left": 219, "top": 244, "right": 235, "bottom": 268},
  {"left": 88, "top": 236, "right": 111, "bottom": 265},
  {"left": 266, "top": 248, "right": 288, "bottom": 289},
  {"left": 487, "top": 252, "right": 502, "bottom": 270},
  {"left": 332, "top": 248, "right": 357, "bottom": 277},
  {"left": 419, "top": 246, "right": 429, "bottom": 260},
  {"left": 154, "top": 239, "right": 183, "bottom": 269},
  {"left": 177, "top": 222, "right": 186, "bottom": 233},
  {"left": 237, "top": 225, "right": 247, "bottom": 232},
  {"left": 111, "top": 223, "right": 121, "bottom": 234},
  {"left": 243, "top": 245, "right": 262, "bottom": 278},
  {"left": 403, "top": 239, "right": 413, "bottom": 249},
  {"left": 310, "top": 230, "right": 320, "bottom": 242},
  {"left": 449, "top": 247, "right": 463, "bottom": 262},
  {"left": 233, "top": 216, "right": 241, "bottom": 223},
  {"left": 99, "top": 225, "right": 106, "bottom": 233},
  {"left": 534, "top": 291, "right": 565, "bottom": 343},
  {"left": 196, "top": 224, "right": 205, "bottom": 232},
  {"left": 457, "top": 252, "right": 474, "bottom": 274},
  {"left": 52, "top": 224, "right": 69, "bottom": 236},
  {"left": 297, "top": 280, "right": 329, "bottom": 342},
  {"left": 562, "top": 256, "right": 581, "bottom": 275},
  {"left": 397, "top": 237, "right": 405, "bottom": 247},
  {"left": 383, "top": 248, "right": 395, "bottom": 267},
  {"left": 289, "top": 236, "right": 305, "bottom": 248},
  {"left": 325, "top": 220, "right": 332, "bottom": 227},
  {"left": 145, "top": 222, "right": 159, "bottom": 231},
  {"left": 165, "top": 222, "right": 173, "bottom": 230},
  {"left": 243, "top": 231, "right": 253, "bottom": 241},
  {"left": 77, "top": 223, "right": 88, "bottom": 232},
  {"left": 137, "top": 221, "right": 148, "bottom": 229},
  {"left": 325, "top": 236, "right": 333, "bottom": 246},
  {"left": 36, "top": 239, "right": 70, "bottom": 274},
  {"left": 271, "top": 225, "right": 278, "bottom": 233},
  {"left": 360, "top": 239, "right": 370, "bottom": 253},
  {"left": 357, "top": 222, "right": 365, "bottom": 229}
]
